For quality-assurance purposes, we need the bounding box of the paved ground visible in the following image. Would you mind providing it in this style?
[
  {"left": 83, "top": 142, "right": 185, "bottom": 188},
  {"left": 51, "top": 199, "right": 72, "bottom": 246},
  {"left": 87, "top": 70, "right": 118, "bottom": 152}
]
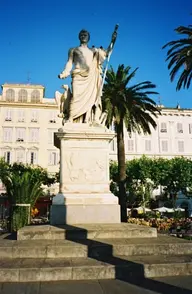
[{"left": 0, "top": 276, "right": 192, "bottom": 294}]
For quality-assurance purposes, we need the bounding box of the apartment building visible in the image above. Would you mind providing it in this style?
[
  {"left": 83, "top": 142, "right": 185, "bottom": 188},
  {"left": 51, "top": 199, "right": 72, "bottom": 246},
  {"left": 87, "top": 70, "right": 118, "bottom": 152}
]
[
  {"left": 1, "top": 83, "right": 192, "bottom": 212},
  {"left": 1, "top": 83, "right": 192, "bottom": 170},
  {"left": 110, "top": 105, "right": 192, "bottom": 161},
  {"left": 0, "top": 83, "right": 61, "bottom": 175}
]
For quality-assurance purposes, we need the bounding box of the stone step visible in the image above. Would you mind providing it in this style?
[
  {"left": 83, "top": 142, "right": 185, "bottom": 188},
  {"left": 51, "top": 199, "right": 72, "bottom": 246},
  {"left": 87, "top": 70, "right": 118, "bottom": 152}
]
[
  {"left": 17, "top": 224, "right": 157, "bottom": 240},
  {"left": 0, "top": 236, "right": 191, "bottom": 258},
  {"left": 0, "top": 255, "right": 191, "bottom": 282}
]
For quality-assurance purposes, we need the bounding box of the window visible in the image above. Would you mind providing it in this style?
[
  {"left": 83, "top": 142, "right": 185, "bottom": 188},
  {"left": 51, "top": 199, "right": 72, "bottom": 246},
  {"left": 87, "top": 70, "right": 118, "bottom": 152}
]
[
  {"left": 145, "top": 140, "right": 151, "bottom": 152},
  {"left": 5, "top": 109, "right": 12, "bottom": 121},
  {"left": 161, "top": 140, "right": 168, "bottom": 152},
  {"left": 110, "top": 139, "right": 115, "bottom": 151},
  {"left": 3, "top": 128, "right": 12, "bottom": 142},
  {"left": 48, "top": 151, "right": 58, "bottom": 165},
  {"left": 31, "top": 90, "right": 40, "bottom": 103},
  {"left": 48, "top": 129, "right": 57, "bottom": 144},
  {"left": 189, "top": 124, "right": 192, "bottom": 134},
  {"left": 31, "top": 110, "right": 38, "bottom": 122},
  {"left": 127, "top": 140, "right": 134, "bottom": 151},
  {"left": 31, "top": 152, "right": 34, "bottom": 164},
  {"left": 18, "top": 89, "right": 27, "bottom": 102},
  {"left": 4, "top": 151, "right": 11, "bottom": 164},
  {"left": 16, "top": 150, "right": 25, "bottom": 163},
  {"left": 16, "top": 128, "right": 25, "bottom": 142},
  {"left": 18, "top": 109, "right": 25, "bottom": 122},
  {"left": 177, "top": 123, "right": 183, "bottom": 133},
  {"left": 49, "top": 112, "right": 57, "bottom": 123},
  {"left": 160, "top": 122, "right": 167, "bottom": 133},
  {"left": 6, "top": 89, "right": 15, "bottom": 102},
  {"left": 178, "top": 141, "right": 184, "bottom": 152},
  {"left": 30, "top": 151, "right": 37, "bottom": 164},
  {"left": 29, "top": 128, "right": 39, "bottom": 142},
  {"left": 110, "top": 122, "right": 115, "bottom": 132}
]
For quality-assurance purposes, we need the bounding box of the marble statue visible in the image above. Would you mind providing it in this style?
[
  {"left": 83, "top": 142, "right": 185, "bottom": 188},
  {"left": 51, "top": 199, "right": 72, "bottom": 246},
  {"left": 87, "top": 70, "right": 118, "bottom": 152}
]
[{"left": 57, "top": 27, "right": 118, "bottom": 124}]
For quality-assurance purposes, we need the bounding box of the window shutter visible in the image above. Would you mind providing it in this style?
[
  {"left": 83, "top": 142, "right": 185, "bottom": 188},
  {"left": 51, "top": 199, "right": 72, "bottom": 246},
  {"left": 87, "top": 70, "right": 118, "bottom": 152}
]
[
  {"left": 110, "top": 140, "right": 115, "bottom": 151},
  {"left": 32, "top": 129, "right": 35, "bottom": 142},
  {"left": 21, "top": 128, "right": 25, "bottom": 140},
  {"left": 4, "top": 129, "right": 8, "bottom": 142},
  {"left": 5, "top": 109, "right": 12, "bottom": 120},
  {"left": 48, "top": 152, "right": 52, "bottom": 165},
  {"left": 160, "top": 123, "right": 167, "bottom": 132},
  {"left": 189, "top": 124, "right": 192, "bottom": 134},
  {"left": 128, "top": 140, "right": 134, "bottom": 151},
  {"left": 177, "top": 123, "right": 183, "bottom": 133},
  {"left": 178, "top": 141, "right": 184, "bottom": 152},
  {"left": 16, "top": 150, "right": 24, "bottom": 162},
  {"left": 145, "top": 140, "right": 151, "bottom": 151},
  {"left": 53, "top": 152, "right": 56, "bottom": 165},
  {"left": 162, "top": 140, "right": 168, "bottom": 152},
  {"left": 48, "top": 130, "right": 54, "bottom": 144},
  {"left": 35, "top": 129, "right": 39, "bottom": 142},
  {"left": 3, "top": 128, "right": 12, "bottom": 142},
  {"left": 31, "top": 110, "right": 38, "bottom": 122},
  {"left": 34, "top": 152, "right": 37, "bottom": 164}
]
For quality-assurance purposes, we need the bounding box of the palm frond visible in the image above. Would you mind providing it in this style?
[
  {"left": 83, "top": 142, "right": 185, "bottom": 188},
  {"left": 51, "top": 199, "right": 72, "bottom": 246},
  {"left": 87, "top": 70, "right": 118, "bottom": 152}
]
[
  {"left": 163, "top": 23, "right": 192, "bottom": 90},
  {"left": 176, "top": 26, "right": 192, "bottom": 35},
  {"left": 102, "top": 64, "right": 159, "bottom": 137}
]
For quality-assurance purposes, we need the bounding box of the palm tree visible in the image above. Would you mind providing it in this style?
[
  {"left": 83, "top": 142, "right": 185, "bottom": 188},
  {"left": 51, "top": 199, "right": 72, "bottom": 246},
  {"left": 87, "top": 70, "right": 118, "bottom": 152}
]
[
  {"left": 0, "top": 160, "right": 50, "bottom": 231},
  {"left": 2, "top": 169, "right": 44, "bottom": 231},
  {"left": 163, "top": 25, "right": 192, "bottom": 90},
  {"left": 102, "top": 65, "right": 159, "bottom": 222}
]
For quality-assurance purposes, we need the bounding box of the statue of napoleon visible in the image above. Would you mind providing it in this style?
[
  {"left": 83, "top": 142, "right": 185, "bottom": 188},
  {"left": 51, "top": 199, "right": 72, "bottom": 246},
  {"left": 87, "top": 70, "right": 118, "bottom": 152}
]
[{"left": 56, "top": 26, "right": 118, "bottom": 125}]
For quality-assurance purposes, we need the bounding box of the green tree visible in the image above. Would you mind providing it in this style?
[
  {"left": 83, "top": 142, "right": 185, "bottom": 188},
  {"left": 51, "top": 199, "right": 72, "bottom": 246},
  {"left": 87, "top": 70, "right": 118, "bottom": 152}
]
[
  {"left": 163, "top": 25, "right": 192, "bottom": 90},
  {"left": 150, "top": 158, "right": 170, "bottom": 188},
  {"left": 102, "top": 65, "right": 159, "bottom": 221},
  {"left": 126, "top": 157, "right": 155, "bottom": 210},
  {"left": 161, "top": 157, "right": 192, "bottom": 207},
  {"left": 109, "top": 161, "right": 119, "bottom": 196},
  {"left": 110, "top": 156, "right": 192, "bottom": 213}
]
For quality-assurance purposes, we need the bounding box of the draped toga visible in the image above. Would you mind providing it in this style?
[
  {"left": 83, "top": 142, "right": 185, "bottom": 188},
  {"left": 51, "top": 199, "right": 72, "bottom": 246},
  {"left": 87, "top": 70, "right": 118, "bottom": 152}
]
[{"left": 69, "top": 47, "right": 106, "bottom": 121}]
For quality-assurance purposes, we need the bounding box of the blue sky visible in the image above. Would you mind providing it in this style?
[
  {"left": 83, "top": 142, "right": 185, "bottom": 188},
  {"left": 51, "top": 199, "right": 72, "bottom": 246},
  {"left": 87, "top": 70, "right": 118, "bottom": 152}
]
[{"left": 0, "top": 0, "right": 192, "bottom": 107}]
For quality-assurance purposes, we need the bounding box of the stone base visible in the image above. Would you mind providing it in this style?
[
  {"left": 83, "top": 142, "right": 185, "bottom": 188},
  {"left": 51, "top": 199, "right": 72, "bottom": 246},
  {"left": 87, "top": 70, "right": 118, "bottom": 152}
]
[
  {"left": 50, "top": 204, "right": 120, "bottom": 225},
  {"left": 52, "top": 193, "right": 119, "bottom": 205},
  {"left": 17, "top": 223, "right": 157, "bottom": 240},
  {"left": 50, "top": 123, "right": 120, "bottom": 225},
  {"left": 50, "top": 192, "right": 120, "bottom": 225}
]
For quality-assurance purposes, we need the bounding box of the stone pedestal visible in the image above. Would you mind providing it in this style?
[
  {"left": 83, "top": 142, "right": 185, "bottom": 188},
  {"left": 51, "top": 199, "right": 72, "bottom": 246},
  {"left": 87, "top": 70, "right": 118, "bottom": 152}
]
[{"left": 50, "top": 123, "right": 120, "bottom": 225}]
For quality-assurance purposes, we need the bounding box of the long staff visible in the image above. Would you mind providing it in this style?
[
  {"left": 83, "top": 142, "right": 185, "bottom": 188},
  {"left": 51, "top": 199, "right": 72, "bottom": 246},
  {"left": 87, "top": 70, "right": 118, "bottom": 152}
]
[{"left": 101, "top": 24, "right": 119, "bottom": 92}]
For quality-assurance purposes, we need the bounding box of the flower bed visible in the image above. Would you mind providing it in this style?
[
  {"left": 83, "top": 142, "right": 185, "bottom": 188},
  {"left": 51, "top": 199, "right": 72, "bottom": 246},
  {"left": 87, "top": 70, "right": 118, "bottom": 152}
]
[{"left": 128, "top": 217, "right": 192, "bottom": 236}]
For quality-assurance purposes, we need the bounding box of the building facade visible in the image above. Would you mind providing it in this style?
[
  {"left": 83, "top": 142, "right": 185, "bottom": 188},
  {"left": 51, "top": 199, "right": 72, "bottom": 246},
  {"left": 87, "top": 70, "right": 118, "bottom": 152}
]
[
  {"left": 1, "top": 83, "right": 192, "bottom": 172},
  {"left": 110, "top": 105, "right": 192, "bottom": 161},
  {"left": 0, "top": 83, "right": 61, "bottom": 175},
  {"left": 0, "top": 83, "right": 192, "bottom": 213}
]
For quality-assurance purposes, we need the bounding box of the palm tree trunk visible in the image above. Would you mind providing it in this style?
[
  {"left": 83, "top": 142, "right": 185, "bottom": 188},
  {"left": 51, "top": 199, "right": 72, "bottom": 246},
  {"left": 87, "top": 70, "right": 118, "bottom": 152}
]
[{"left": 116, "top": 119, "right": 127, "bottom": 222}]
